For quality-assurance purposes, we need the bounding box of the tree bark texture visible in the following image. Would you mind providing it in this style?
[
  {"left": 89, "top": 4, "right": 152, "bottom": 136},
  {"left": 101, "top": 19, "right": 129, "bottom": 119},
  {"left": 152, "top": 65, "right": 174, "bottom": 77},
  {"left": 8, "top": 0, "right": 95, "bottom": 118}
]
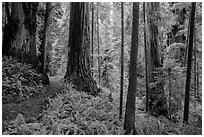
[
  {"left": 5, "top": 2, "right": 11, "bottom": 22},
  {"left": 41, "top": 2, "right": 51, "bottom": 74},
  {"left": 124, "top": 2, "right": 139, "bottom": 135},
  {"left": 196, "top": 62, "right": 199, "bottom": 97},
  {"left": 143, "top": 2, "right": 149, "bottom": 113},
  {"left": 65, "top": 2, "right": 98, "bottom": 95},
  {"left": 183, "top": 2, "right": 196, "bottom": 123},
  {"left": 193, "top": 30, "right": 197, "bottom": 108},
  {"left": 91, "top": 2, "right": 94, "bottom": 75},
  {"left": 3, "top": 2, "right": 38, "bottom": 67},
  {"left": 119, "top": 2, "right": 124, "bottom": 119},
  {"left": 168, "top": 69, "right": 172, "bottom": 119},
  {"left": 97, "top": 2, "right": 101, "bottom": 85},
  {"left": 147, "top": 2, "right": 168, "bottom": 117}
]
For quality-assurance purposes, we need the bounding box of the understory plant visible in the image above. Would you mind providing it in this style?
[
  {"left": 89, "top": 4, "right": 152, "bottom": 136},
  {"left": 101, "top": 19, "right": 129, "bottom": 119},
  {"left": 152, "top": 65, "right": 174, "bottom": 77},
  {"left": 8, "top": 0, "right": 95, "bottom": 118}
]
[
  {"left": 2, "top": 56, "right": 46, "bottom": 103},
  {"left": 3, "top": 83, "right": 125, "bottom": 135},
  {"left": 3, "top": 82, "right": 201, "bottom": 135}
]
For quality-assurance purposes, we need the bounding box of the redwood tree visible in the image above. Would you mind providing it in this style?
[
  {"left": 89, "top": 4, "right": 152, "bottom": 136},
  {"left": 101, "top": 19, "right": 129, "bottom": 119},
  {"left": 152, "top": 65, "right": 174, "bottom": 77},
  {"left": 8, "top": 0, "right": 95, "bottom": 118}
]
[
  {"left": 143, "top": 2, "right": 149, "bottom": 112},
  {"left": 91, "top": 2, "right": 94, "bottom": 75},
  {"left": 97, "top": 2, "right": 101, "bottom": 84},
  {"left": 2, "top": 2, "right": 38, "bottom": 66},
  {"left": 40, "top": 2, "right": 51, "bottom": 74},
  {"left": 183, "top": 2, "right": 196, "bottom": 123},
  {"left": 65, "top": 2, "right": 98, "bottom": 95},
  {"left": 147, "top": 2, "right": 168, "bottom": 117},
  {"left": 124, "top": 2, "right": 139, "bottom": 135}
]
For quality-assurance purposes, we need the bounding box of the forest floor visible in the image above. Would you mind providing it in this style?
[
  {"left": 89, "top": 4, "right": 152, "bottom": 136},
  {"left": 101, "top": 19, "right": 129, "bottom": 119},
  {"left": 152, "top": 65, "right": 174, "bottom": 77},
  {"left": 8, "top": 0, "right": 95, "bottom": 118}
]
[
  {"left": 2, "top": 75, "right": 202, "bottom": 135},
  {"left": 2, "top": 76, "right": 63, "bottom": 128}
]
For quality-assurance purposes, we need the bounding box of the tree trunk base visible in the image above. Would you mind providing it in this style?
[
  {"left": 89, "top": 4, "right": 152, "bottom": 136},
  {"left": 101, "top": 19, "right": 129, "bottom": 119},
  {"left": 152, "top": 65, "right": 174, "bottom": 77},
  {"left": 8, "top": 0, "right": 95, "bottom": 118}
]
[
  {"left": 65, "top": 72, "right": 99, "bottom": 96},
  {"left": 42, "top": 73, "right": 50, "bottom": 85}
]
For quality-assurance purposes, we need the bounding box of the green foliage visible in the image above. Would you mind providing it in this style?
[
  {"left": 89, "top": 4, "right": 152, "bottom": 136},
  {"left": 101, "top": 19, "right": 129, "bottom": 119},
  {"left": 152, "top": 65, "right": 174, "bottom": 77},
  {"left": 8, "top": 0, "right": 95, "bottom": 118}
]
[{"left": 2, "top": 56, "right": 46, "bottom": 103}]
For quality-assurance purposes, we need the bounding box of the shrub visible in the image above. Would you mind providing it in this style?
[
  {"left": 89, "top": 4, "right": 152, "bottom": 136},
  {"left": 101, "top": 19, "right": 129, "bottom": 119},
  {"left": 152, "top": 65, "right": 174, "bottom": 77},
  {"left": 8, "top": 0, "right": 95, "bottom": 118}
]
[
  {"left": 3, "top": 83, "right": 125, "bottom": 135},
  {"left": 2, "top": 56, "right": 46, "bottom": 103},
  {"left": 3, "top": 82, "right": 201, "bottom": 135}
]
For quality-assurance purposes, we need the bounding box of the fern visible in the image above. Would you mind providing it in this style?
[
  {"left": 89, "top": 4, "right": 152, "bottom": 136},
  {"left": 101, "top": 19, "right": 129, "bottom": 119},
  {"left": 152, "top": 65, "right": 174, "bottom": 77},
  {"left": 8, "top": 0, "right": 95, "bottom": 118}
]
[{"left": 2, "top": 57, "right": 45, "bottom": 103}]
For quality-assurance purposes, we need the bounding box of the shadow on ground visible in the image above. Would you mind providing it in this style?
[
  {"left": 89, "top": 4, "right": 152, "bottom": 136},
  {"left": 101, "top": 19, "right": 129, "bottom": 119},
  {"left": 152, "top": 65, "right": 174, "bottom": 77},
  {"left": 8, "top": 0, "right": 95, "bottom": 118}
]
[{"left": 2, "top": 76, "right": 63, "bottom": 125}]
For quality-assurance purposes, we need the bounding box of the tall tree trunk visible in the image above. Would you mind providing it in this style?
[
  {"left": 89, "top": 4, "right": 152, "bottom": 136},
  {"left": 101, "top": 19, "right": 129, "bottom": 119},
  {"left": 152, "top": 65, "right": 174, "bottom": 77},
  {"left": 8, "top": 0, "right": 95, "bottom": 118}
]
[
  {"left": 147, "top": 2, "right": 168, "bottom": 117},
  {"left": 5, "top": 2, "right": 11, "bottom": 22},
  {"left": 183, "top": 2, "right": 196, "bottom": 123},
  {"left": 97, "top": 2, "right": 100, "bottom": 85},
  {"left": 41, "top": 2, "right": 51, "bottom": 74},
  {"left": 91, "top": 2, "right": 94, "bottom": 75},
  {"left": 196, "top": 62, "right": 199, "bottom": 97},
  {"left": 184, "top": 15, "right": 191, "bottom": 66},
  {"left": 124, "top": 2, "right": 139, "bottom": 135},
  {"left": 119, "top": 2, "right": 124, "bottom": 119},
  {"left": 2, "top": 2, "right": 10, "bottom": 40},
  {"left": 3, "top": 2, "right": 38, "bottom": 67},
  {"left": 168, "top": 68, "right": 172, "bottom": 119},
  {"left": 193, "top": 28, "right": 197, "bottom": 108},
  {"left": 65, "top": 2, "right": 98, "bottom": 95},
  {"left": 143, "top": 2, "right": 149, "bottom": 113}
]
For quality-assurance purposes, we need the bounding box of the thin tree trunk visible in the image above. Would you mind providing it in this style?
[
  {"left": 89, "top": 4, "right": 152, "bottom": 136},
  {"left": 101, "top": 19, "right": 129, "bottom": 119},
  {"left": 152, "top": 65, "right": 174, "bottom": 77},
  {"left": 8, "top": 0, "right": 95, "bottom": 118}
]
[
  {"left": 65, "top": 2, "right": 98, "bottom": 95},
  {"left": 124, "top": 2, "right": 139, "bottom": 135},
  {"left": 143, "top": 2, "right": 149, "bottom": 113},
  {"left": 91, "top": 2, "right": 94, "bottom": 75},
  {"left": 119, "top": 2, "right": 124, "bottom": 119},
  {"left": 184, "top": 17, "right": 191, "bottom": 67},
  {"left": 196, "top": 62, "right": 199, "bottom": 96},
  {"left": 97, "top": 2, "right": 100, "bottom": 84},
  {"left": 183, "top": 2, "right": 196, "bottom": 123},
  {"left": 41, "top": 2, "right": 51, "bottom": 74},
  {"left": 168, "top": 69, "right": 172, "bottom": 120},
  {"left": 193, "top": 27, "right": 197, "bottom": 108}
]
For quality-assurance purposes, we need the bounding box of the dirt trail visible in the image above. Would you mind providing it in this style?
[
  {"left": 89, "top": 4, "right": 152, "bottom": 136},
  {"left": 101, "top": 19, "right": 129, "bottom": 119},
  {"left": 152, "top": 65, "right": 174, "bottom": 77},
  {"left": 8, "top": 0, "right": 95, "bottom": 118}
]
[{"left": 2, "top": 78, "right": 63, "bottom": 124}]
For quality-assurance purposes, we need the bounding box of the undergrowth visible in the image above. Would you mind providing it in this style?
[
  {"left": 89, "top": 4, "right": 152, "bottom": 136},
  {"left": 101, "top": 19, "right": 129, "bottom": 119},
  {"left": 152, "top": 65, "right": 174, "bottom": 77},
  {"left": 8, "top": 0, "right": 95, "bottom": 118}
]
[
  {"left": 3, "top": 83, "right": 124, "bottom": 135},
  {"left": 2, "top": 82, "right": 202, "bottom": 135},
  {"left": 2, "top": 56, "right": 46, "bottom": 103}
]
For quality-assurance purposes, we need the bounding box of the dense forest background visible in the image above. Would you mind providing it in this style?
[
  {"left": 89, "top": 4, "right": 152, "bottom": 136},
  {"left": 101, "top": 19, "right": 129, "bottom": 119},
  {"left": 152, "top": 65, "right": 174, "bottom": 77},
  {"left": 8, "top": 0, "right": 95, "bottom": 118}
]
[{"left": 2, "top": 2, "right": 202, "bottom": 135}]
